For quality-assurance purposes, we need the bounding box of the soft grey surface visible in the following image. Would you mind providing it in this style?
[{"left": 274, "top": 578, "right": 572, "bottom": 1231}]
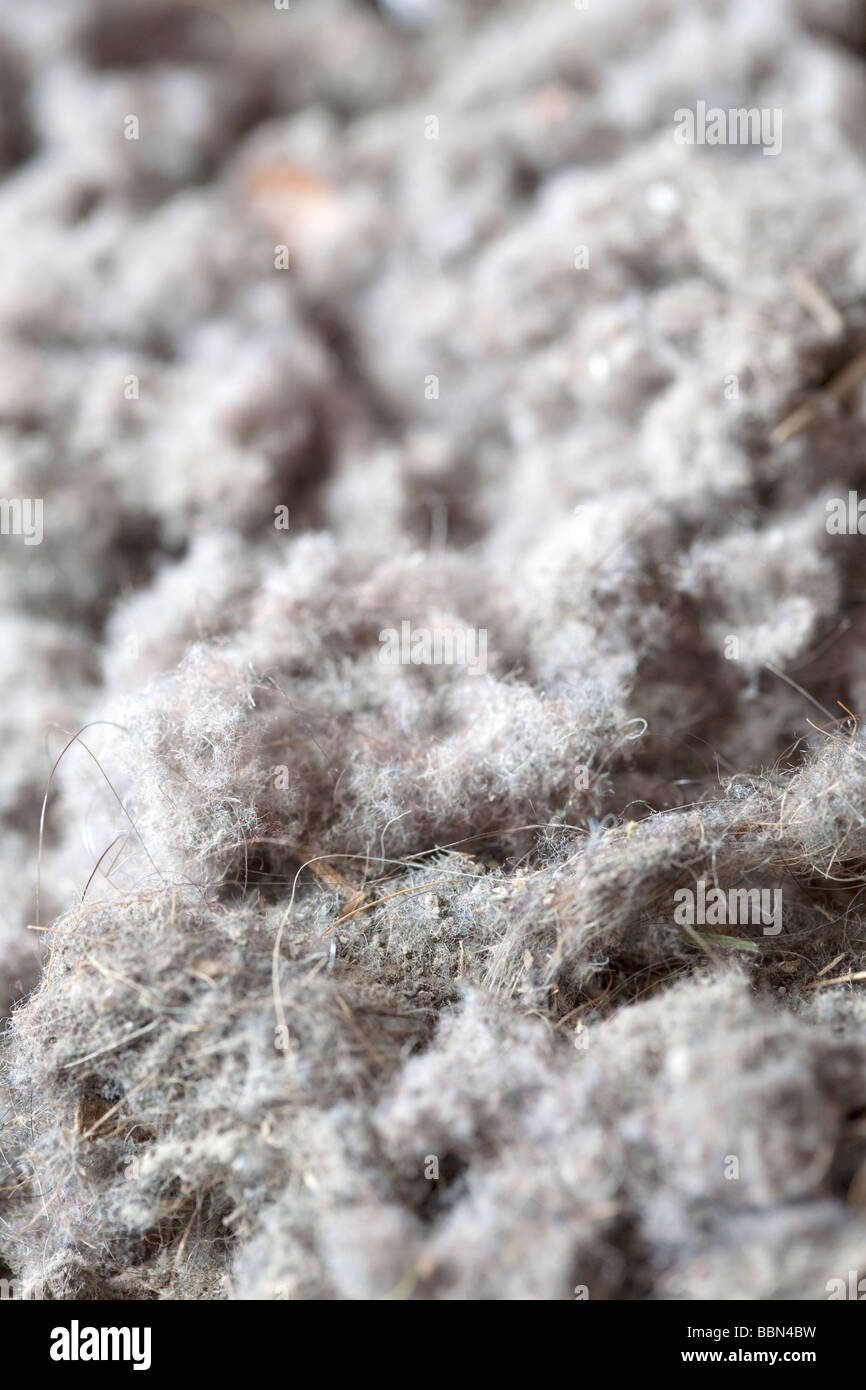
[{"left": 2, "top": 0, "right": 866, "bottom": 1300}]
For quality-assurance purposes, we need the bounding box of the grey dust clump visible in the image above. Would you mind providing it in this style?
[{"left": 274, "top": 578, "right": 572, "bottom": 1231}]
[{"left": 3, "top": 0, "right": 866, "bottom": 1300}]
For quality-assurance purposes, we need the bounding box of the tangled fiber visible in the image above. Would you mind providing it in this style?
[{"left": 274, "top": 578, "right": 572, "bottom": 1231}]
[{"left": 3, "top": 0, "right": 866, "bottom": 1300}]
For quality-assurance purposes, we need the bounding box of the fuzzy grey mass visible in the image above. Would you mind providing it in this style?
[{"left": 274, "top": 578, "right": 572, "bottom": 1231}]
[{"left": 2, "top": 0, "right": 866, "bottom": 1302}]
